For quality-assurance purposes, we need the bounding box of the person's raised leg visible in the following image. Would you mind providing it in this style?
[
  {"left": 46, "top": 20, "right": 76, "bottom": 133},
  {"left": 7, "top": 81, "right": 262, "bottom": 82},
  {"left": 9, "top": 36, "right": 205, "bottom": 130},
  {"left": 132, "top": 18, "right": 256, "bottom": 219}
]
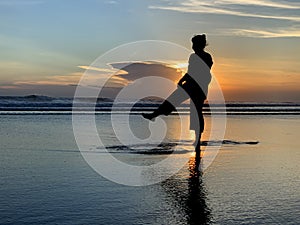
[
  {"left": 142, "top": 88, "right": 188, "bottom": 121},
  {"left": 142, "top": 100, "right": 174, "bottom": 121}
]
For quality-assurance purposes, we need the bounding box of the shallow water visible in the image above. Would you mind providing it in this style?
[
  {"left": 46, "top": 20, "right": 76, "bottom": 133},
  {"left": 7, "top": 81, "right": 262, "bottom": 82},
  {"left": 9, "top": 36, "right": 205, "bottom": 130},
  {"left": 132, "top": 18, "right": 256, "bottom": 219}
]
[{"left": 0, "top": 114, "right": 299, "bottom": 224}]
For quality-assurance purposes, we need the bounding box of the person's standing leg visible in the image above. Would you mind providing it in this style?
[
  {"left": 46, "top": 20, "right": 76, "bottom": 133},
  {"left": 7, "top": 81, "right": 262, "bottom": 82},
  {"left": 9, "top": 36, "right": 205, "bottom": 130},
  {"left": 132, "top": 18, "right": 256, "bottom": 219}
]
[
  {"left": 195, "top": 129, "right": 201, "bottom": 154},
  {"left": 193, "top": 98, "right": 205, "bottom": 154}
]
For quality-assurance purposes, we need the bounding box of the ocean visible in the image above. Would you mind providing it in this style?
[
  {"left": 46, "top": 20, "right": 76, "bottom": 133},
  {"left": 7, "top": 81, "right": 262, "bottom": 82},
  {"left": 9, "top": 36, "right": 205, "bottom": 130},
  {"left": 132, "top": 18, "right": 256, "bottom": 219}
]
[
  {"left": 0, "top": 95, "right": 299, "bottom": 115},
  {"left": 1, "top": 95, "right": 299, "bottom": 224}
]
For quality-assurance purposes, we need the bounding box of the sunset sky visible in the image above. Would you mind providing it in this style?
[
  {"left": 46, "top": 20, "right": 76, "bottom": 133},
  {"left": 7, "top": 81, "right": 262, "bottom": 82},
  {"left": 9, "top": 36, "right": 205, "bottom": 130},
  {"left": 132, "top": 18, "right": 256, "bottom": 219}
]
[{"left": 0, "top": 0, "right": 299, "bottom": 102}]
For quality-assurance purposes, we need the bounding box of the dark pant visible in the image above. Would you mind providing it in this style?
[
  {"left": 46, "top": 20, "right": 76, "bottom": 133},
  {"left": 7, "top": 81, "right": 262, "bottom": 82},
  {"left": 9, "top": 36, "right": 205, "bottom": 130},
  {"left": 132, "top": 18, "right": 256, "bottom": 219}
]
[
  {"left": 152, "top": 86, "right": 205, "bottom": 133},
  {"left": 153, "top": 87, "right": 188, "bottom": 116}
]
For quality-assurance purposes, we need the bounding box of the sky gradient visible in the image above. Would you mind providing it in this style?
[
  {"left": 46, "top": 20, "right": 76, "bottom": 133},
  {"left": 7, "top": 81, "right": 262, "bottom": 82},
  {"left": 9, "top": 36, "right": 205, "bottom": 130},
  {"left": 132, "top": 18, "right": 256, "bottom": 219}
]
[{"left": 0, "top": 0, "right": 299, "bottom": 102}]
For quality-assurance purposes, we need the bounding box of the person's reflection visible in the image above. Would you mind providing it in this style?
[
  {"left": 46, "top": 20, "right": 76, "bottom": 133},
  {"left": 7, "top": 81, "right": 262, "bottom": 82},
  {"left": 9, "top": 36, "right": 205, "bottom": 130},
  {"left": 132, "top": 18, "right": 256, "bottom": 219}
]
[
  {"left": 186, "top": 154, "right": 211, "bottom": 225},
  {"left": 161, "top": 153, "right": 211, "bottom": 225}
]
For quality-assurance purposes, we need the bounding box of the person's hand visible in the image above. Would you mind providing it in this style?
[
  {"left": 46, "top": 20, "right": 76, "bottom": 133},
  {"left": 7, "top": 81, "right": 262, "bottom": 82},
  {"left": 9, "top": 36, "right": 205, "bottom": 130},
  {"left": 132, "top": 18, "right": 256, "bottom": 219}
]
[
  {"left": 178, "top": 79, "right": 187, "bottom": 87},
  {"left": 178, "top": 78, "right": 184, "bottom": 87}
]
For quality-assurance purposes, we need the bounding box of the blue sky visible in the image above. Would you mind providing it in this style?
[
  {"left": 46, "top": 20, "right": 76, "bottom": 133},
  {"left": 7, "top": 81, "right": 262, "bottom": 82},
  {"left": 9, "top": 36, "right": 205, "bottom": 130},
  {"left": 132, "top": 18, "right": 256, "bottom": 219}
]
[{"left": 0, "top": 0, "right": 299, "bottom": 101}]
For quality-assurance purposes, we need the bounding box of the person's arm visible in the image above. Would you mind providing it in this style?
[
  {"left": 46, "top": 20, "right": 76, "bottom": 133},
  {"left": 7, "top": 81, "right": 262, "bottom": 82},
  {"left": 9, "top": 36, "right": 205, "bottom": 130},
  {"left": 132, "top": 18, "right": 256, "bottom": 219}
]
[
  {"left": 178, "top": 54, "right": 194, "bottom": 86},
  {"left": 207, "top": 53, "right": 213, "bottom": 69}
]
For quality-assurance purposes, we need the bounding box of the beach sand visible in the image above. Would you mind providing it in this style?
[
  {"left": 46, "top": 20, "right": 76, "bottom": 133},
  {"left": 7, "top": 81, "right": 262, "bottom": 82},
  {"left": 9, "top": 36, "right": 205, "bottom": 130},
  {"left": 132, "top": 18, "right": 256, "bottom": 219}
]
[{"left": 0, "top": 114, "right": 299, "bottom": 224}]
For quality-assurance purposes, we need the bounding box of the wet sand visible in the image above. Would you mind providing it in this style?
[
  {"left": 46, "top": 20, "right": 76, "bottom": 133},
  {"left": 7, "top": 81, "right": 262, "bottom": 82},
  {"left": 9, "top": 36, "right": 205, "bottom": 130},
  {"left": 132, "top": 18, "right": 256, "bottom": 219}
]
[{"left": 0, "top": 114, "right": 299, "bottom": 224}]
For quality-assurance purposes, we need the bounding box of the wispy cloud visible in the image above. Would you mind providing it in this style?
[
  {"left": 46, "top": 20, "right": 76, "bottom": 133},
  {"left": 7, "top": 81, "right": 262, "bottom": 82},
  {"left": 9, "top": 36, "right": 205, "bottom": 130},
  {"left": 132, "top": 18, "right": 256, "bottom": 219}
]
[
  {"left": 12, "top": 72, "right": 83, "bottom": 86},
  {"left": 149, "top": 0, "right": 300, "bottom": 22},
  {"left": 77, "top": 65, "right": 118, "bottom": 73},
  {"left": 215, "top": 0, "right": 300, "bottom": 9},
  {"left": 77, "top": 65, "right": 128, "bottom": 87},
  {"left": 104, "top": 0, "right": 118, "bottom": 4},
  {"left": 223, "top": 27, "right": 300, "bottom": 38}
]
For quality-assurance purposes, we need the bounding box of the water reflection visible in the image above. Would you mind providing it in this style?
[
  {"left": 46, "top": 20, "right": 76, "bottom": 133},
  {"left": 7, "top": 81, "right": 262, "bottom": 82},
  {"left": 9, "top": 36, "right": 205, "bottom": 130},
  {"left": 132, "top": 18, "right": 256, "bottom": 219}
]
[
  {"left": 162, "top": 154, "right": 211, "bottom": 225},
  {"left": 186, "top": 154, "right": 211, "bottom": 224}
]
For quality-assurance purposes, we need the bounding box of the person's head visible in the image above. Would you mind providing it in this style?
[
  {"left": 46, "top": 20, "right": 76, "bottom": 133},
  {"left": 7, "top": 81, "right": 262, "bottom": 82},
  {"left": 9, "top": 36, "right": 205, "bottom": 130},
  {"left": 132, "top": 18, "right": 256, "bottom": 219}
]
[{"left": 191, "top": 34, "right": 207, "bottom": 52}]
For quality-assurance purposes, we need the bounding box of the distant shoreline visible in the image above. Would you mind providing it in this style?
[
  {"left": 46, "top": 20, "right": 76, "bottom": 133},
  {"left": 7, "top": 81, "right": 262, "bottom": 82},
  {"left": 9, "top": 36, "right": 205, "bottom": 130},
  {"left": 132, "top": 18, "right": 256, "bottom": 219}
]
[
  {"left": 0, "top": 95, "right": 300, "bottom": 115},
  {"left": 0, "top": 94, "right": 299, "bottom": 104}
]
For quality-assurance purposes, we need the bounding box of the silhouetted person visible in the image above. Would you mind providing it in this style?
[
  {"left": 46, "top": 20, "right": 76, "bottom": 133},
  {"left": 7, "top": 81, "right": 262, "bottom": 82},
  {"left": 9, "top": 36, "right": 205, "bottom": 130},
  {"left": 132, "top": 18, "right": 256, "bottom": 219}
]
[{"left": 142, "top": 34, "right": 213, "bottom": 153}]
